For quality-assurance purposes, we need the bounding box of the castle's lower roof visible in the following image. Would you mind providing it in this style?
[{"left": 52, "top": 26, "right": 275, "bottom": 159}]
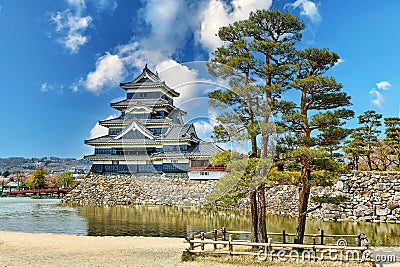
[{"left": 99, "top": 117, "right": 173, "bottom": 127}]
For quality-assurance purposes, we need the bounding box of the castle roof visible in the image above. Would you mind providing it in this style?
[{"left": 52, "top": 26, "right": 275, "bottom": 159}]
[
  {"left": 161, "top": 124, "right": 200, "bottom": 141},
  {"left": 99, "top": 117, "right": 174, "bottom": 127},
  {"left": 119, "top": 65, "right": 179, "bottom": 97},
  {"left": 110, "top": 98, "right": 172, "bottom": 109},
  {"left": 186, "top": 142, "right": 223, "bottom": 158}
]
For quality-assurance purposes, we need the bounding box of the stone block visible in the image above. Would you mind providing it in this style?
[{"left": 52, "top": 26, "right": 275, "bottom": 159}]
[
  {"left": 361, "top": 191, "right": 372, "bottom": 197},
  {"left": 376, "top": 208, "right": 390, "bottom": 216},
  {"left": 387, "top": 200, "right": 399, "bottom": 210},
  {"left": 374, "top": 183, "right": 386, "bottom": 191}
]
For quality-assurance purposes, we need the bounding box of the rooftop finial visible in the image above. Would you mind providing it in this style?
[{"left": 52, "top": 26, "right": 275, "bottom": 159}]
[{"left": 144, "top": 63, "right": 148, "bottom": 70}]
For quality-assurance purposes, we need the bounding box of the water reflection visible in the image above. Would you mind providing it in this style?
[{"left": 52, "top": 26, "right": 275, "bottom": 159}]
[
  {"left": 75, "top": 205, "right": 251, "bottom": 237},
  {"left": 75, "top": 204, "right": 400, "bottom": 246},
  {"left": 1, "top": 198, "right": 399, "bottom": 246},
  {"left": 0, "top": 198, "right": 87, "bottom": 235}
]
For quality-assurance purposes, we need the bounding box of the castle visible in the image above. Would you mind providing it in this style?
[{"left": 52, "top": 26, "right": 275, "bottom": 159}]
[{"left": 84, "top": 65, "right": 225, "bottom": 179}]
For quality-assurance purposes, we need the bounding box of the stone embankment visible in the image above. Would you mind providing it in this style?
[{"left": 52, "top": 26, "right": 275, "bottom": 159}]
[
  {"left": 265, "top": 171, "right": 400, "bottom": 223},
  {"left": 62, "top": 174, "right": 216, "bottom": 206},
  {"left": 63, "top": 172, "right": 400, "bottom": 223}
]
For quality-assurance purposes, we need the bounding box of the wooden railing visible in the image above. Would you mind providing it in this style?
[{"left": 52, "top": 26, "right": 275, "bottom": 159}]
[{"left": 184, "top": 228, "right": 373, "bottom": 263}]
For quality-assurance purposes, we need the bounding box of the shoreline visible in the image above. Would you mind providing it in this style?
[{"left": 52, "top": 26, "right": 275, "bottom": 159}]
[
  {"left": 0, "top": 231, "right": 190, "bottom": 266},
  {"left": 1, "top": 231, "right": 400, "bottom": 266}
]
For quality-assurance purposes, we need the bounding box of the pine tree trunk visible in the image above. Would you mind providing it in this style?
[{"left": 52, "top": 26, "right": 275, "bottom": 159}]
[
  {"left": 257, "top": 186, "right": 267, "bottom": 243},
  {"left": 250, "top": 190, "right": 258, "bottom": 243},
  {"left": 294, "top": 184, "right": 310, "bottom": 244},
  {"left": 251, "top": 135, "right": 257, "bottom": 158},
  {"left": 367, "top": 154, "right": 372, "bottom": 171}
]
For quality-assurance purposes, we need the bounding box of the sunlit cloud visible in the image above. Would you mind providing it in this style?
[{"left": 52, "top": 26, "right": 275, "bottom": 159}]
[
  {"left": 369, "top": 88, "right": 384, "bottom": 108},
  {"left": 50, "top": 6, "right": 92, "bottom": 54},
  {"left": 290, "top": 0, "right": 321, "bottom": 23},
  {"left": 376, "top": 81, "right": 391, "bottom": 90},
  {"left": 77, "top": 0, "right": 270, "bottom": 93},
  {"left": 198, "top": 0, "right": 271, "bottom": 53},
  {"left": 89, "top": 115, "right": 117, "bottom": 139}
]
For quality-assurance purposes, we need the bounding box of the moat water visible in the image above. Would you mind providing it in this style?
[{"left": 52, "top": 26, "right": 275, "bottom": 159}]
[{"left": 0, "top": 197, "right": 399, "bottom": 246}]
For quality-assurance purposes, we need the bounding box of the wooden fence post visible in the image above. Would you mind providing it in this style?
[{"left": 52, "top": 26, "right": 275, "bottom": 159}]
[
  {"left": 320, "top": 229, "right": 324, "bottom": 245},
  {"left": 189, "top": 234, "right": 194, "bottom": 251},
  {"left": 213, "top": 229, "right": 218, "bottom": 250},
  {"left": 312, "top": 237, "right": 317, "bottom": 261},
  {"left": 200, "top": 232, "right": 205, "bottom": 251},
  {"left": 228, "top": 234, "right": 233, "bottom": 254},
  {"left": 282, "top": 229, "right": 286, "bottom": 244},
  {"left": 267, "top": 238, "right": 273, "bottom": 260},
  {"left": 222, "top": 227, "right": 227, "bottom": 241}
]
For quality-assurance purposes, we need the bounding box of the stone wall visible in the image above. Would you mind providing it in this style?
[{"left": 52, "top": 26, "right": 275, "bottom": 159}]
[
  {"left": 62, "top": 174, "right": 216, "bottom": 206},
  {"left": 63, "top": 172, "right": 400, "bottom": 223},
  {"left": 265, "top": 171, "right": 400, "bottom": 223}
]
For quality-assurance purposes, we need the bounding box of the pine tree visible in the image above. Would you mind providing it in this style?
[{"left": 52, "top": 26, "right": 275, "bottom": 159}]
[
  {"left": 345, "top": 110, "right": 382, "bottom": 171},
  {"left": 280, "top": 48, "right": 354, "bottom": 244},
  {"left": 207, "top": 9, "right": 304, "bottom": 243},
  {"left": 384, "top": 117, "right": 400, "bottom": 169}
]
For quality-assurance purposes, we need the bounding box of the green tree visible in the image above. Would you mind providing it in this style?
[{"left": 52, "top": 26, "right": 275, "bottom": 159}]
[
  {"left": 56, "top": 171, "right": 75, "bottom": 188},
  {"left": 345, "top": 110, "right": 382, "bottom": 171},
  {"left": 280, "top": 48, "right": 354, "bottom": 244},
  {"left": 207, "top": 9, "right": 304, "bottom": 243},
  {"left": 343, "top": 130, "right": 366, "bottom": 171},
  {"left": 358, "top": 110, "right": 382, "bottom": 170},
  {"left": 384, "top": 117, "right": 400, "bottom": 170},
  {"left": 29, "top": 167, "right": 48, "bottom": 189}
]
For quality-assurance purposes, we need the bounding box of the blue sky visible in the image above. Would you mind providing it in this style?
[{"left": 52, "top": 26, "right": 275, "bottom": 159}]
[{"left": 1, "top": 0, "right": 400, "bottom": 158}]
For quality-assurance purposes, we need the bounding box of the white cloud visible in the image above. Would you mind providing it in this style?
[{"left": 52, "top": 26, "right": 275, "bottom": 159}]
[
  {"left": 369, "top": 88, "right": 384, "bottom": 108},
  {"left": 290, "top": 0, "right": 321, "bottom": 23},
  {"left": 376, "top": 81, "right": 391, "bottom": 90},
  {"left": 369, "top": 80, "right": 391, "bottom": 107},
  {"left": 194, "top": 121, "right": 214, "bottom": 136},
  {"left": 199, "top": 0, "right": 271, "bottom": 53},
  {"left": 334, "top": 58, "right": 344, "bottom": 67},
  {"left": 40, "top": 82, "right": 54, "bottom": 92},
  {"left": 40, "top": 82, "right": 65, "bottom": 93},
  {"left": 156, "top": 60, "right": 200, "bottom": 104},
  {"left": 89, "top": 115, "right": 117, "bottom": 139},
  {"left": 70, "top": 83, "right": 79, "bottom": 92},
  {"left": 78, "top": 0, "right": 270, "bottom": 93},
  {"left": 140, "top": 0, "right": 191, "bottom": 55},
  {"left": 89, "top": 0, "right": 118, "bottom": 12},
  {"left": 50, "top": 1, "right": 92, "bottom": 54},
  {"left": 83, "top": 53, "right": 125, "bottom": 93},
  {"left": 67, "top": 0, "right": 86, "bottom": 14}
]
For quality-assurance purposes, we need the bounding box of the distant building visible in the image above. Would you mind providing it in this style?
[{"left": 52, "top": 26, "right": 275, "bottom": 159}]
[{"left": 84, "top": 65, "right": 225, "bottom": 179}]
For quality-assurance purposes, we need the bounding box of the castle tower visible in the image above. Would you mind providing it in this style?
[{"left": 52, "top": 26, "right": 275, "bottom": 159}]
[{"left": 84, "top": 65, "right": 225, "bottom": 179}]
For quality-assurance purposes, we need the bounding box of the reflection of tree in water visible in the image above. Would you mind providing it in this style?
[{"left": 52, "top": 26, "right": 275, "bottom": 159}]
[
  {"left": 75, "top": 205, "right": 400, "bottom": 245},
  {"left": 76, "top": 205, "right": 251, "bottom": 237}
]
